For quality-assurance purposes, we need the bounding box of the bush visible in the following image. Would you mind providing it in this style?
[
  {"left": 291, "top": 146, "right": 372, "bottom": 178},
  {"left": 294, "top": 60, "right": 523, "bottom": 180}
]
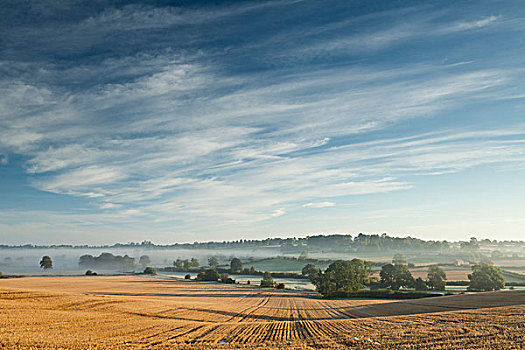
[
  {"left": 260, "top": 271, "right": 275, "bottom": 288},
  {"left": 185, "top": 274, "right": 191, "bottom": 279},
  {"left": 197, "top": 268, "right": 219, "bottom": 281},
  {"left": 220, "top": 273, "right": 235, "bottom": 284},
  {"left": 326, "top": 289, "right": 440, "bottom": 299},
  {"left": 85, "top": 270, "right": 97, "bottom": 276},
  {"left": 143, "top": 267, "right": 157, "bottom": 275},
  {"left": 276, "top": 283, "right": 285, "bottom": 289}
]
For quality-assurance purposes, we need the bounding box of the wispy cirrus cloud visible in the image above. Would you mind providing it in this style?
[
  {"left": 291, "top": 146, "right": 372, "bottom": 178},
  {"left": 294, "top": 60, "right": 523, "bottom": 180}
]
[
  {"left": 303, "top": 202, "right": 335, "bottom": 208},
  {"left": 1, "top": 0, "right": 525, "bottom": 243}
]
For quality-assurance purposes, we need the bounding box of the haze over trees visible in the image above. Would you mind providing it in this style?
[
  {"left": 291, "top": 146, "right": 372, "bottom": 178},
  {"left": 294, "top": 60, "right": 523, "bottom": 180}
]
[
  {"left": 79, "top": 253, "right": 134, "bottom": 270},
  {"left": 230, "top": 258, "right": 243, "bottom": 273},
  {"left": 208, "top": 256, "right": 219, "bottom": 268},
  {"left": 139, "top": 255, "right": 151, "bottom": 268}
]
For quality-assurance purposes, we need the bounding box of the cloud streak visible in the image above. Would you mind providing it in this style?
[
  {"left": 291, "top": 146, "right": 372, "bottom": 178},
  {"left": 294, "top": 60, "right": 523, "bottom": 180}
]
[{"left": 1, "top": 0, "right": 525, "bottom": 243}]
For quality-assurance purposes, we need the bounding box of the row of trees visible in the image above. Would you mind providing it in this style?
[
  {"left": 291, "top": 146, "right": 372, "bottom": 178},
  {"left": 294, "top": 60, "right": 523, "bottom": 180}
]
[
  {"left": 303, "top": 260, "right": 506, "bottom": 297},
  {"left": 173, "top": 257, "right": 200, "bottom": 270}
]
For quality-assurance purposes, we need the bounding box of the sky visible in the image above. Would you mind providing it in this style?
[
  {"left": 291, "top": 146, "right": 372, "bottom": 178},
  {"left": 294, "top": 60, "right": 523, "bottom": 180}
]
[{"left": 1, "top": 0, "right": 524, "bottom": 245}]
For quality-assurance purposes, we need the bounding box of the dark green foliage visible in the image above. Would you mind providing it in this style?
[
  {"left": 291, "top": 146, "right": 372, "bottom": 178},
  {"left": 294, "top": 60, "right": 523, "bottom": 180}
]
[
  {"left": 414, "top": 277, "right": 428, "bottom": 291},
  {"left": 230, "top": 258, "right": 242, "bottom": 273},
  {"left": 208, "top": 256, "right": 219, "bottom": 267},
  {"left": 260, "top": 271, "right": 274, "bottom": 288},
  {"left": 301, "top": 263, "right": 319, "bottom": 279},
  {"left": 276, "top": 283, "right": 285, "bottom": 289},
  {"left": 468, "top": 262, "right": 505, "bottom": 291},
  {"left": 427, "top": 265, "right": 446, "bottom": 291},
  {"left": 39, "top": 256, "right": 53, "bottom": 269},
  {"left": 85, "top": 270, "right": 97, "bottom": 276},
  {"left": 173, "top": 258, "right": 183, "bottom": 269},
  {"left": 139, "top": 255, "right": 151, "bottom": 268},
  {"left": 143, "top": 267, "right": 157, "bottom": 275},
  {"left": 380, "top": 263, "right": 414, "bottom": 290},
  {"left": 197, "top": 268, "right": 219, "bottom": 281},
  {"left": 190, "top": 258, "right": 199, "bottom": 268},
  {"left": 311, "top": 259, "right": 372, "bottom": 297},
  {"left": 184, "top": 274, "right": 191, "bottom": 279},
  {"left": 79, "top": 253, "right": 134, "bottom": 270}
]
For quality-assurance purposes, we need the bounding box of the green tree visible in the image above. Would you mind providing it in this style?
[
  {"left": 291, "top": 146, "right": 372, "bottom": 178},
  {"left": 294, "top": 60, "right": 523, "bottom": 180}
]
[
  {"left": 139, "top": 255, "right": 151, "bottom": 268},
  {"left": 414, "top": 277, "right": 428, "bottom": 291},
  {"left": 190, "top": 258, "right": 199, "bottom": 268},
  {"left": 380, "top": 263, "right": 414, "bottom": 290},
  {"left": 260, "top": 271, "right": 275, "bottom": 288},
  {"left": 312, "top": 259, "right": 372, "bottom": 297},
  {"left": 468, "top": 262, "right": 505, "bottom": 291},
  {"left": 230, "top": 258, "right": 243, "bottom": 273},
  {"left": 301, "top": 263, "right": 319, "bottom": 279},
  {"left": 173, "top": 258, "right": 183, "bottom": 269},
  {"left": 143, "top": 267, "right": 157, "bottom": 275},
  {"left": 182, "top": 259, "right": 190, "bottom": 270},
  {"left": 427, "top": 265, "right": 446, "bottom": 291},
  {"left": 40, "top": 256, "right": 53, "bottom": 269},
  {"left": 197, "top": 268, "right": 219, "bottom": 281},
  {"left": 208, "top": 256, "right": 219, "bottom": 268}
]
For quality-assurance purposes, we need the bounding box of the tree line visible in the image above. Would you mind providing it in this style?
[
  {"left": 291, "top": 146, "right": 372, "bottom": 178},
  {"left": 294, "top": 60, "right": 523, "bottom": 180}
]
[{"left": 302, "top": 260, "right": 505, "bottom": 298}]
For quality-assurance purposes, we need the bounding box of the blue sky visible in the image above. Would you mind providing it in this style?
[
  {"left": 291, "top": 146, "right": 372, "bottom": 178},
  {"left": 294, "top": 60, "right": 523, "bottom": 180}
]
[{"left": 1, "top": 0, "right": 524, "bottom": 244}]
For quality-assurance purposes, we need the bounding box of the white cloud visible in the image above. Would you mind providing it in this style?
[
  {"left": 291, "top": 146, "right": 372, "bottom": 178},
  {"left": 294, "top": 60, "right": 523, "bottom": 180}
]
[
  {"left": 303, "top": 201, "right": 335, "bottom": 208},
  {"left": 271, "top": 208, "right": 286, "bottom": 217}
]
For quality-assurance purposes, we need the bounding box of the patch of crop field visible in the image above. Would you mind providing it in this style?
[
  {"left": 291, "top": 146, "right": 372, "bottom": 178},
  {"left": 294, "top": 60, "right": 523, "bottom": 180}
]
[
  {"left": 0, "top": 276, "right": 524, "bottom": 349},
  {"left": 493, "top": 259, "right": 525, "bottom": 267}
]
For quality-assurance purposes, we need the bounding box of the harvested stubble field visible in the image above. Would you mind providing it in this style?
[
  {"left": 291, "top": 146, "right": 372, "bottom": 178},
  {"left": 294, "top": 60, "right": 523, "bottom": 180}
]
[{"left": 0, "top": 276, "right": 524, "bottom": 349}]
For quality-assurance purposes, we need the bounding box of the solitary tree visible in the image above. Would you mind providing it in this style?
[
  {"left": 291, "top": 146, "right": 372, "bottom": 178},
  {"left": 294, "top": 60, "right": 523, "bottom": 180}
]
[
  {"left": 197, "top": 268, "right": 219, "bottom": 281},
  {"left": 230, "top": 258, "right": 243, "bottom": 273},
  {"left": 40, "top": 256, "right": 53, "bottom": 269},
  {"left": 468, "top": 262, "right": 505, "bottom": 291},
  {"left": 380, "top": 263, "right": 414, "bottom": 290},
  {"left": 427, "top": 265, "right": 446, "bottom": 291},
  {"left": 208, "top": 256, "right": 219, "bottom": 268},
  {"left": 139, "top": 255, "right": 151, "bottom": 268},
  {"left": 260, "top": 271, "right": 275, "bottom": 288}
]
